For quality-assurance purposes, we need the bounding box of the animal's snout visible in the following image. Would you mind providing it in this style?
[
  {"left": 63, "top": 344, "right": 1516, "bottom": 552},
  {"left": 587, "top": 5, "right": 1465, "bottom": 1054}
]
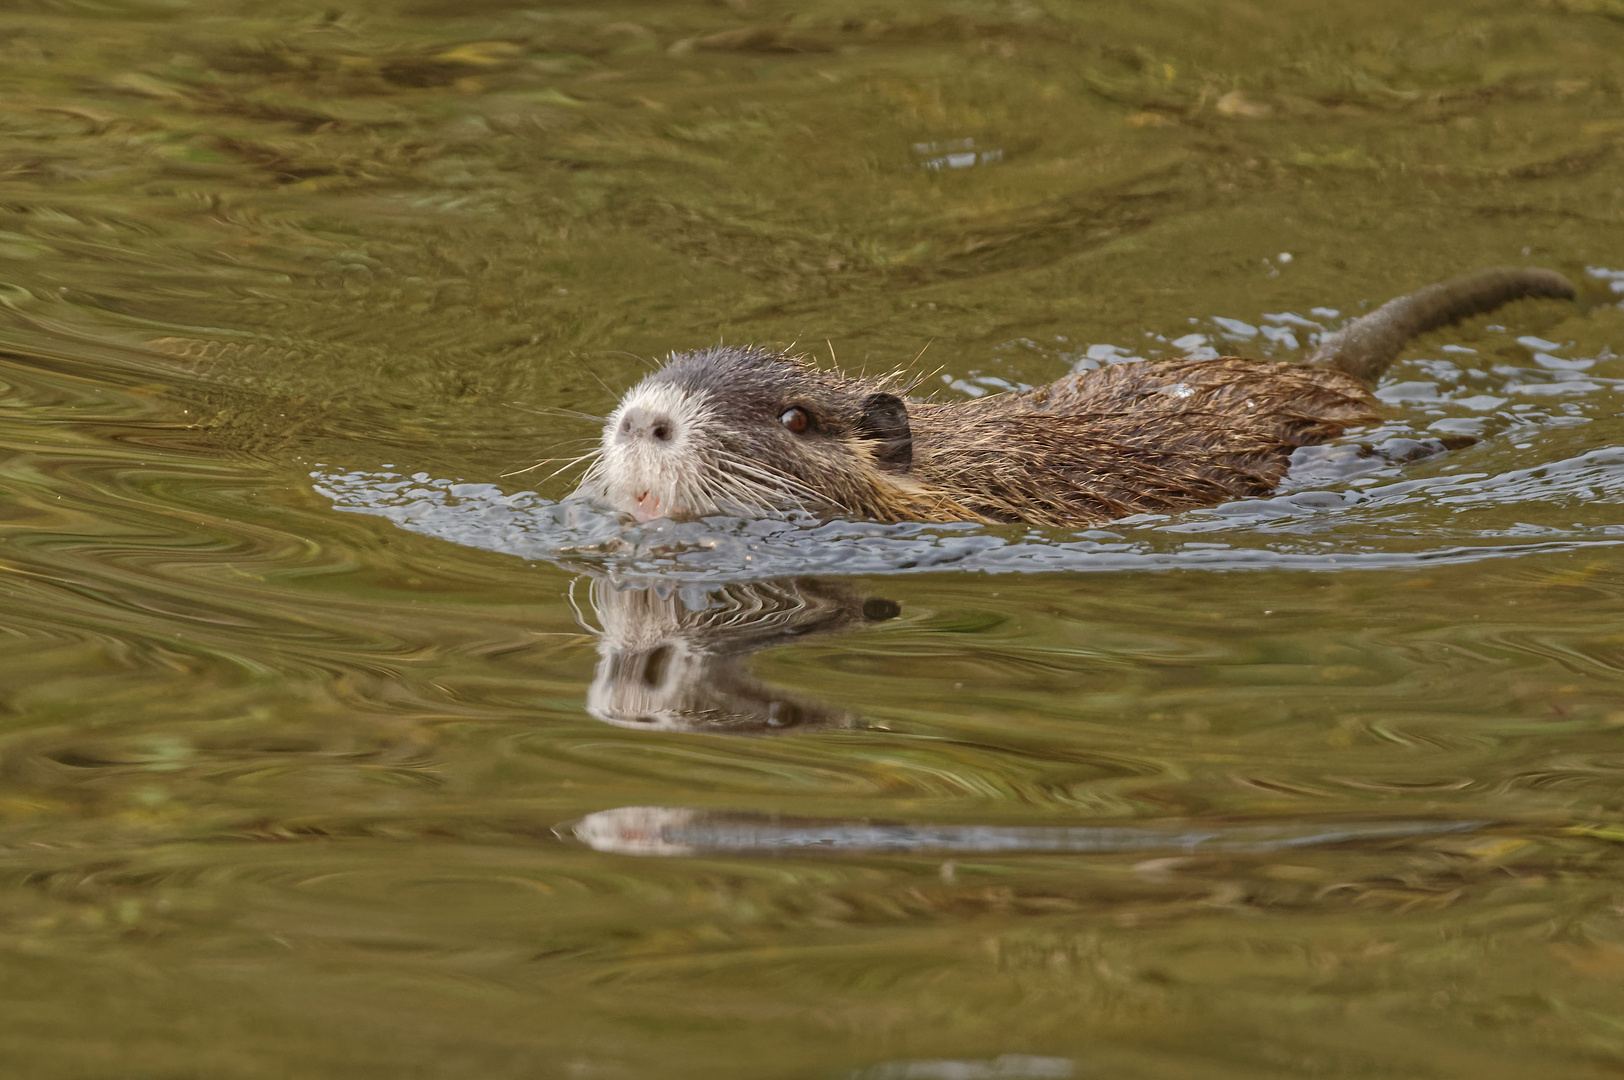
[{"left": 616, "top": 406, "right": 677, "bottom": 445}]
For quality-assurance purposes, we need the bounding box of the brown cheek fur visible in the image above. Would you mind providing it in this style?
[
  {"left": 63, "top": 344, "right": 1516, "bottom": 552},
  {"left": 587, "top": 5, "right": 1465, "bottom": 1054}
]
[
  {"left": 743, "top": 427, "right": 935, "bottom": 522},
  {"left": 791, "top": 435, "right": 986, "bottom": 524}
]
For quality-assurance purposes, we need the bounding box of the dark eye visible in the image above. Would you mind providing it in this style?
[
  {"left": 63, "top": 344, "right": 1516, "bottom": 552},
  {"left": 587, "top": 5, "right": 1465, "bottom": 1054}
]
[{"left": 779, "top": 406, "right": 810, "bottom": 434}]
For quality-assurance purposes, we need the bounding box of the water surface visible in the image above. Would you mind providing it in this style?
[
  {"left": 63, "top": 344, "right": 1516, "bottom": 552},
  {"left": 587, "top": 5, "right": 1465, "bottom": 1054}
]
[{"left": 2, "top": 2, "right": 1624, "bottom": 1077}]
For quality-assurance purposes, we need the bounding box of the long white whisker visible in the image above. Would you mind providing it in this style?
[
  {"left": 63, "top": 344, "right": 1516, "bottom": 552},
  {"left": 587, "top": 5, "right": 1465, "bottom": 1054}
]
[
  {"left": 687, "top": 462, "right": 760, "bottom": 517},
  {"left": 706, "top": 473, "right": 806, "bottom": 516},
  {"left": 718, "top": 471, "right": 809, "bottom": 510},
  {"left": 503, "top": 448, "right": 602, "bottom": 481},
  {"left": 703, "top": 462, "right": 782, "bottom": 505},
  {"left": 711, "top": 449, "right": 818, "bottom": 496},
  {"left": 711, "top": 451, "right": 822, "bottom": 509},
  {"left": 504, "top": 402, "right": 605, "bottom": 423}
]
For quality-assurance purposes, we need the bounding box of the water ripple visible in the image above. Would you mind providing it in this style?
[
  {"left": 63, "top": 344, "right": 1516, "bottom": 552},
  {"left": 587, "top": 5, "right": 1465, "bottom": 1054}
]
[{"left": 312, "top": 465, "right": 1624, "bottom": 582}]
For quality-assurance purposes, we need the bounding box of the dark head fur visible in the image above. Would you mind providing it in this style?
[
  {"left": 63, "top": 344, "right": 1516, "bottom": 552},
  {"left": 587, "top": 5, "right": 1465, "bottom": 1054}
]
[{"left": 575, "top": 346, "right": 967, "bottom": 522}]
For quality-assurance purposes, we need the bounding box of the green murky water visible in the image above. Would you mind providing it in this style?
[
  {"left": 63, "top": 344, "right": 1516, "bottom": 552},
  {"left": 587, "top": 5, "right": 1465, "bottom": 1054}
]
[{"left": 3, "top": 2, "right": 1624, "bottom": 1076}]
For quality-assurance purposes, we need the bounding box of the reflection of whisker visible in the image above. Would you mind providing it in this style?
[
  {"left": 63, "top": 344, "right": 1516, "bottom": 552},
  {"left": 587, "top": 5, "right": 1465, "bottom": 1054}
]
[
  {"left": 566, "top": 577, "right": 601, "bottom": 637},
  {"left": 705, "top": 580, "right": 810, "bottom": 632}
]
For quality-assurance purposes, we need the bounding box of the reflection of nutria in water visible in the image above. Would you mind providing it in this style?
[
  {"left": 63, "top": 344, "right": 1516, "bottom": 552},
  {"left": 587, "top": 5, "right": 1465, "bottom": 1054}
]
[
  {"left": 584, "top": 576, "right": 899, "bottom": 734},
  {"left": 574, "top": 267, "right": 1574, "bottom": 526}
]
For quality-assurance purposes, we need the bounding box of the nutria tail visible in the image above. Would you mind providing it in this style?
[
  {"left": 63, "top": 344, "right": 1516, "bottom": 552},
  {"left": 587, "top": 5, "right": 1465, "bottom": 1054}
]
[{"left": 1308, "top": 266, "right": 1576, "bottom": 386}]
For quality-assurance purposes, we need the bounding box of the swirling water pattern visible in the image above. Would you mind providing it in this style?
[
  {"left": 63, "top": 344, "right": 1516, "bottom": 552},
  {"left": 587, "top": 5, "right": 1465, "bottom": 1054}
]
[{"left": 1, "top": 3, "right": 1624, "bottom": 1078}]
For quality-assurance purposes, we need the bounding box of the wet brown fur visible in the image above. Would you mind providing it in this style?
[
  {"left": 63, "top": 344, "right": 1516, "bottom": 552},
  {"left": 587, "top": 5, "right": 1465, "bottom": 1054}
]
[{"left": 904, "top": 358, "right": 1375, "bottom": 526}]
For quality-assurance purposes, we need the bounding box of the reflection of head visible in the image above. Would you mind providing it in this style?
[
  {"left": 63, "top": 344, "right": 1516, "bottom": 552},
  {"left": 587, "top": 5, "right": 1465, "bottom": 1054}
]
[{"left": 585, "top": 577, "right": 899, "bottom": 734}]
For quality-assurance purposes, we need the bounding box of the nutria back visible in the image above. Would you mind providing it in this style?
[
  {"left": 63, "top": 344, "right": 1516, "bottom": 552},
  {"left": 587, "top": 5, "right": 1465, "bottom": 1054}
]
[{"left": 907, "top": 357, "right": 1376, "bottom": 525}]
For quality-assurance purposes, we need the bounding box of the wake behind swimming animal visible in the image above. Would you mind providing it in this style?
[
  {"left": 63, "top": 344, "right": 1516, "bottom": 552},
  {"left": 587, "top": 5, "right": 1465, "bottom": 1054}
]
[{"left": 572, "top": 267, "right": 1576, "bottom": 527}]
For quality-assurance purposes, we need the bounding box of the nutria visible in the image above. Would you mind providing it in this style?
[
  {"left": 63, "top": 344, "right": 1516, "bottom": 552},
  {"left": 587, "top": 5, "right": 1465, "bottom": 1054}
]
[{"left": 573, "top": 267, "right": 1575, "bottom": 527}]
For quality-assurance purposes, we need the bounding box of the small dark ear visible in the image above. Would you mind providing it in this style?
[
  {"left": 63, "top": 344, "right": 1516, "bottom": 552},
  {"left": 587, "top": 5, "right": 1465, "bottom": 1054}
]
[{"left": 855, "top": 392, "right": 912, "bottom": 471}]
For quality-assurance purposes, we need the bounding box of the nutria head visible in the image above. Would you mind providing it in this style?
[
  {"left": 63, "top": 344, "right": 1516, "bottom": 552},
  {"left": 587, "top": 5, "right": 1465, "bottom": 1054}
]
[{"left": 576, "top": 346, "right": 921, "bottom": 522}]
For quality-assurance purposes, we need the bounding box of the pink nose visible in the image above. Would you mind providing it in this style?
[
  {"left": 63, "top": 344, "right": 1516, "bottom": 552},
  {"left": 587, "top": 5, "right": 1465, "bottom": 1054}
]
[{"left": 616, "top": 407, "right": 676, "bottom": 445}]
